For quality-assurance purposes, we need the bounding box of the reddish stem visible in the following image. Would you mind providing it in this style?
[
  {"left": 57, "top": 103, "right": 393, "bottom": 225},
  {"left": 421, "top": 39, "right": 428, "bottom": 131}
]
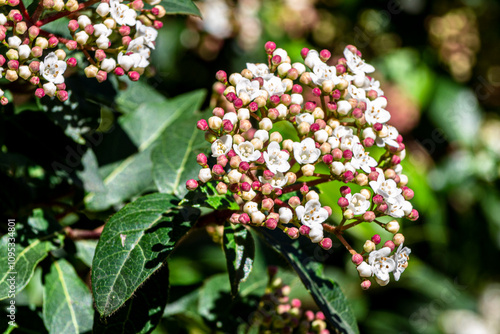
[
  {"left": 18, "top": 0, "right": 32, "bottom": 25},
  {"left": 281, "top": 176, "right": 330, "bottom": 194},
  {"left": 65, "top": 225, "right": 104, "bottom": 240}
]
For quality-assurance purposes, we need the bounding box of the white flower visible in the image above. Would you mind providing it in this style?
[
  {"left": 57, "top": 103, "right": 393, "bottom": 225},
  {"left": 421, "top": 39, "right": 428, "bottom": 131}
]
[
  {"left": 18, "top": 66, "right": 31, "bottom": 80},
  {"left": 309, "top": 225, "right": 324, "bottom": 243},
  {"left": 237, "top": 108, "right": 250, "bottom": 120},
  {"left": 290, "top": 93, "right": 304, "bottom": 105},
  {"left": 96, "top": 3, "right": 110, "bottom": 16},
  {"left": 117, "top": 53, "right": 135, "bottom": 71},
  {"left": 264, "top": 141, "right": 290, "bottom": 173},
  {"left": 223, "top": 112, "right": 238, "bottom": 125},
  {"left": 278, "top": 207, "right": 293, "bottom": 224},
  {"left": 251, "top": 211, "right": 266, "bottom": 224},
  {"left": 43, "top": 82, "right": 57, "bottom": 97},
  {"left": 346, "top": 193, "right": 370, "bottom": 215},
  {"left": 263, "top": 76, "right": 287, "bottom": 97},
  {"left": 127, "top": 37, "right": 151, "bottom": 64},
  {"left": 135, "top": 21, "right": 158, "bottom": 49},
  {"left": 365, "top": 97, "right": 391, "bottom": 125},
  {"left": 246, "top": 63, "right": 272, "bottom": 79},
  {"left": 347, "top": 84, "right": 367, "bottom": 102},
  {"left": 211, "top": 135, "right": 232, "bottom": 157},
  {"left": 350, "top": 144, "right": 377, "bottom": 173},
  {"left": 337, "top": 100, "right": 352, "bottom": 115},
  {"left": 293, "top": 138, "right": 320, "bottom": 164},
  {"left": 292, "top": 62, "right": 306, "bottom": 75},
  {"left": 39, "top": 52, "right": 67, "bottom": 84},
  {"left": 369, "top": 173, "right": 402, "bottom": 199},
  {"left": 332, "top": 125, "right": 353, "bottom": 139},
  {"left": 352, "top": 72, "right": 368, "bottom": 88},
  {"left": 276, "top": 104, "right": 288, "bottom": 118},
  {"left": 296, "top": 113, "right": 314, "bottom": 125},
  {"left": 273, "top": 48, "right": 288, "bottom": 61},
  {"left": 101, "top": 58, "right": 116, "bottom": 72},
  {"left": 8, "top": 36, "right": 22, "bottom": 48},
  {"left": 330, "top": 161, "right": 345, "bottom": 175},
  {"left": 368, "top": 247, "right": 396, "bottom": 285},
  {"left": 379, "top": 125, "right": 399, "bottom": 148},
  {"left": 77, "top": 15, "right": 91, "bottom": 28},
  {"left": 243, "top": 201, "right": 259, "bottom": 214},
  {"left": 304, "top": 49, "right": 321, "bottom": 69},
  {"left": 94, "top": 23, "right": 112, "bottom": 38},
  {"left": 343, "top": 47, "right": 375, "bottom": 74},
  {"left": 233, "top": 142, "right": 261, "bottom": 162},
  {"left": 254, "top": 130, "right": 269, "bottom": 143},
  {"left": 227, "top": 169, "right": 242, "bottom": 183},
  {"left": 18, "top": 45, "right": 30, "bottom": 59},
  {"left": 0, "top": 14, "right": 7, "bottom": 25},
  {"left": 278, "top": 63, "right": 292, "bottom": 76},
  {"left": 310, "top": 62, "right": 340, "bottom": 86},
  {"left": 295, "top": 199, "right": 329, "bottom": 227},
  {"left": 386, "top": 195, "right": 412, "bottom": 218},
  {"left": 75, "top": 31, "right": 89, "bottom": 44},
  {"left": 259, "top": 171, "right": 288, "bottom": 189},
  {"left": 392, "top": 243, "right": 411, "bottom": 281},
  {"left": 327, "top": 136, "right": 340, "bottom": 149},
  {"left": 314, "top": 129, "right": 329, "bottom": 143},
  {"left": 110, "top": 1, "right": 137, "bottom": 26},
  {"left": 198, "top": 168, "right": 212, "bottom": 183},
  {"left": 236, "top": 78, "right": 263, "bottom": 101},
  {"left": 366, "top": 77, "right": 384, "bottom": 96},
  {"left": 339, "top": 134, "right": 360, "bottom": 151},
  {"left": 357, "top": 262, "right": 373, "bottom": 278}
]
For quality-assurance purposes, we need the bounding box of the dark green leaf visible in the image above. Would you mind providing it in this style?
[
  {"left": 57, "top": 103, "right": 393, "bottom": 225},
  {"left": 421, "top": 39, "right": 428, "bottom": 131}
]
[
  {"left": 223, "top": 223, "right": 255, "bottom": 297},
  {"left": 93, "top": 263, "right": 170, "bottom": 334},
  {"left": 0, "top": 234, "right": 58, "bottom": 300},
  {"left": 74, "top": 240, "right": 98, "bottom": 268},
  {"left": 151, "top": 94, "right": 207, "bottom": 198},
  {"left": 91, "top": 193, "right": 200, "bottom": 316},
  {"left": 197, "top": 274, "right": 231, "bottom": 322},
  {"left": 42, "top": 259, "right": 93, "bottom": 334},
  {"left": 257, "top": 228, "right": 359, "bottom": 334},
  {"left": 84, "top": 88, "right": 206, "bottom": 211},
  {"left": 161, "top": 0, "right": 201, "bottom": 16},
  {"left": 182, "top": 182, "right": 240, "bottom": 210}
]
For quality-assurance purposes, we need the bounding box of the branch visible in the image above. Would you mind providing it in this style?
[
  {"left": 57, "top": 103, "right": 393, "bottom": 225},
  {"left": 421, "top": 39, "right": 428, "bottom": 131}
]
[{"left": 65, "top": 225, "right": 104, "bottom": 240}]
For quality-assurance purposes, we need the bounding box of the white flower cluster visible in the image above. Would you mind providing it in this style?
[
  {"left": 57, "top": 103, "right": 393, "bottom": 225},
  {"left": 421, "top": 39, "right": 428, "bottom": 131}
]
[{"left": 186, "top": 43, "right": 418, "bottom": 288}]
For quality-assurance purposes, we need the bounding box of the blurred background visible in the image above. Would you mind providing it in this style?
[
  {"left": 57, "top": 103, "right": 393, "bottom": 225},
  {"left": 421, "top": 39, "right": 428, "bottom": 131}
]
[{"left": 147, "top": 0, "right": 500, "bottom": 333}]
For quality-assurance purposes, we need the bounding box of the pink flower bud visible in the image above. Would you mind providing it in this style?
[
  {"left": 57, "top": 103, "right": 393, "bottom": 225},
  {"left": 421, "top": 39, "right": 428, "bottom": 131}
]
[
  {"left": 35, "top": 88, "right": 45, "bottom": 98},
  {"left": 13, "top": 13, "right": 22, "bottom": 21},
  {"left": 262, "top": 198, "right": 274, "bottom": 211},
  {"left": 300, "top": 47, "right": 309, "bottom": 59},
  {"left": 229, "top": 213, "right": 240, "bottom": 224},
  {"left": 331, "top": 148, "right": 342, "bottom": 160},
  {"left": 291, "top": 298, "right": 301, "bottom": 308},
  {"left": 336, "top": 64, "right": 346, "bottom": 75},
  {"left": 239, "top": 213, "right": 250, "bottom": 224},
  {"left": 225, "top": 92, "right": 236, "bottom": 102},
  {"left": 56, "top": 83, "right": 66, "bottom": 90},
  {"left": 298, "top": 225, "right": 310, "bottom": 236},
  {"left": 320, "top": 238, "right": 332, "bottom": 250},
  {"left": 117, "top": 25, "right": 130, "bottom": 36},
  {"left": 261, "top": 183, "right": 273, "bottom": 195},
  {"left": 367, "top": 89, "right": 378, "bottom": 100},
  {"left": 337, "top": 197, "right": 349, "bottom": 208},
  {"left": 222, "top": 119, "right": 233, "bottom": 132},
  {"left": 30, "top": 76, "right": 40, "bottom": 85},
  {"left": 128, "top": 71, "right": 140, "bottom": 81},
  {"left": 271, "top": 55, "right": 281, "bottom": 65},
  {"left": 269, "top": 95, "right": 279, "bottom": 106},
  {"left": 132, "top": 0, "right": 143, "bottom": 10},
  {"left": 300, "top": 184, "right": 309, "bottom": 195},
  {"left": 0, "top": 97, "right": 8, "bottom": 105},
  {"left": 316, "top": 312, "right": 325, "bottom": 320},
  {"left": 369, "top": 171, "right": 379, "bottom": 181},
  {"left": 408, "top": 209, "right": 419, "bottom": 221},
  {"left": 68, "top": 20, "right": 79, "bottom": 32},
  {"left": 352, "top": 253, "right": 363, "bottom": 265},
  {"left": 28, "top": 26, "right": 39, "bottom": 40},
  {"left": 240, "top": 182, "right": 251, "bottom": 192},
  {"left": 322, "top": 154, "right": 333, "bottom": 165},
  {"left": 343, "top": 171, "right": 354, "bottom": 183},
  {"left": 196, "top": 119, "right": 208, "bottom": 131},
  {"left": 288, "top": 196, "right": 301, "bottom": 208},
  {"left": 265, "top": 218, "right": 277, "bottom": 230},
  {"left": 310, "top": 123, "right": 320, "bottom": 132},
  {"left": 363, "top": 137, "right": 374, "bottom": 147},
  {"left": 265, "top": 41, "right": 276, "bottom": 54},
  {"left": 95, "top": 49, "right": 106, "bottom": 61},
  {"left": 153, "top": 20, "right": 163, "bottom": 29},
  {"left": 96, "top": 70, "right": 107, "bottom": 83},
  {"left": 373, "top": 122, "right": 383, "bottom": 131},
  {"left": 56, "top": 90, "right": 68, "bottom": 102},
  {"left": 29, "top": 46, "right": 42, "bottom": 58},
  {"left": 7, "top": 60, "right": 19, "bottom": 70},
  {"left": 211, "top": 107, "right": 224, "bottom": 117},
  {"left": 248, "top": 102, "right": 258, "bottom": 112},
  {"left": 362, "top": 211, "right": 375, "bottom": 222},
  {"left": 217, "top": 155, "right": 228, "bottom": 167},
  {"left": 332, "top": 89, "right": 342, "bottom": 99},
  {"left": 251, "top": 181, "right": 261, "bottom": 191},
  {"left": 151, "top": 7, "right": 159, "bottom": 15},
  {"left": 216, "top": 182, "right": 227, "bottom": 195},
  {"left": 196, "top": 153, "right": 208, "bottom": 166},
  {"left": 304, "top": 101, "right": 316, "bottom": 112},
  {"left": 65, "top": 40, "right": 77, "bottom": 50},
  {"left": 312, "top": 87, "right": 322, "bottom": 97},
  {"left": 186, "top": 179, "right": 198, "bottom": 190},
  {"left": 233, "top": 98, "right": 243, "bottom": 108},
  {"left": 238, "top": 161, "right": 250, "bottom": 173},
  {"left": 263, "top": 170, "right": 274, "bottom": 180},
  {"left": 352, "top": 108, "right": 363, "bottom": 119},
  {"left": 384, "top": 240, "right": 395, "bottom": 251},
  {"left": 274, "top": 188, "right": 282, "bottom": 196},
  {"left": 361, "top": 280, "right": 371, "bottom": 290},
  {"left": 371, "top": 234, "right": 381, "bottom": 245},
  {"left": 377, "top": 203, "right": 388, "bottom": 213},
  {"left": 121, "top": 36, "right": 132, "bottom": 47},
  {"left": 113, "top": 67, "right": 124, "bottom": 76},
  {"left": 212, "top": 164, "right": 224, "bottom": 176},
  {"left": 48, "top": 36, "right": 58, "bottom": 47},
  {"left": 403, "top": 187, "right": 414, "bottom": 200},
  {"left": 280, "top": 93, "right": 291, "bottom": 106},
  {"left": 216, "top": 70, "right": 227, "bottom": 83},
  {"left": 27, "top": 62, "right": 39, "bottom": 74},
  {"left": 0, "top": 56, "right": 5, "bottom": 67},
  {"left": 287, "top": 227, "right": 299, "bottom": 239},
  {"left": 343, "top": 149, "right": 352, "bottom": 160}
]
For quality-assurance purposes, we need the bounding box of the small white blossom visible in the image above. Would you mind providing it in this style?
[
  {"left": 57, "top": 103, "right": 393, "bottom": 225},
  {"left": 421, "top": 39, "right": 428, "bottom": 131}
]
[
  {"left": 293, "top": 138, "right": 320, "bottom": 164},
  {"left": 365, "top": 97, "right": 391, "bottom": 125},
  {"left": 310, "top": 62, "right": 340, "bottom": 86},
  {"left": 0, "top": 14, "right": 7, "bottom": 25},
  {"left": 75, "top": 31, "right": 90, "bottom": 44},
  {"left": 296, "top": 113, "right": 314, "bottom": 125},
  {"left": 227, "top": 169, "right": 242, "bottom": 183},
  {"left": 273, "top": 48, "right": 288, "bottom": 61},
  {"left": 117, "top": 53, "right": 135, "bottom": 71},
  {"left": 314, "top": 129, "right": 329, "bottom": 144},
  {"left": 263, "top": 141, "right": 290, "bottom": 173},
  {"left": 392, "top": 243, "right": 411, "bottom": 281},
  {"left": 366, "top": 77, "right": 384, "bottom": 96},
  {"left": 309, "top": 225, "right": 324, "bottom": 243},
  {"left": 135, "top": 21, "right": 158, "bottom": 49},
  {"left": 290, "top": 93, "right": 304, "bottom": 105},
  {"left": 94, "top": 23, "right": 112, "bottom": 38},
  {"left": 292, "top": 62, "right": 306, "bottom": 75},
  {"left": 386, "top": 195, "right": 412, "bottom": 218},
  {"left": 347, "top": 84, "right": 367, "bottom": 102},
  {"left": 346, "top": 193, "right": 371, "bottom": 215},
  {"left": 259, "top": 171, "right": 288, "bottom": 189},
  {"left": 263, "top": 76, "right": 287, "bottom": 97},
  {"left": 96, "top": 3, "right": 110, "bottom": 16},
  {"left": 368, "top": 247, "right": 396, "bottom": 286},
  {"left": 233, "top": 142, "right": 261, "bottom": 162},
  {"left": 304, "top": 49, "right": 321, "bottom": 69},
  {"left": 343, "top": 47, "right": 375, "bottom": 74},
  {"left": 110, "top": 0, "right": 137, "bottom": 26},
  {"left": 295, "top": 199, "right": 329, "bottom": 227},
  {"left": 77, "top": 15, "right": 91, "bottom": 28},
  {"left": 251, "top": 211, "right": 266, "bottom": 224},
  {"left": 243, "top": 201, "right": 259, "bottom": 214},
  {"left": 236, "top": 78, "right": 263, "bottom": 101},
  {"left": 369, "top": 172, "right": 402, "bottom": 199},
  {"left": 39, "top": 52, "right": 67, "bottom": 84},
  {"left": 357, "top": 261, "right": 373, "bottom": 278},
  {"left": 223, "top": 112, "right": 238, "bottom": 125},
  {"left": 331, "top": 161, "right": 345, "bottom": 175},
  {"left": 351, "top": 144, "right": 377, "bottom": 173},
  {"left": 198, "top": 168, "right": 212, "bottom": 183},
  {"left": 279, "top": 207, "right": 293, "bottom": 224},
  {"left": 211, "top": 135, "right": 232, "bottom": 157},
  {"left": 18, "top": 45, "right": 30, "bottom": 59},
  {"left": 8, "top": 36, "right": 22, "bottom": 48},
  {"left": 43, "top": 82, "right": 57, "bottom": 96},
  {"left": 337, "top": 100, "right": 352, "bottom": 115},
  {"left": 101, "top": 58, "right": 117, "bottom": 72},
  {"left": 340, "top": 134, "right": 360, "bottom": 151},
  {"left": 246, "top": 63, "right": 272, "bottom": 79},
  {"left": 237, "top": 108, "right": 250, "bottom": 120},
  {"left": 254, "top": 130, "right": 269, "bottom": 143},
  {"left": 276, "top": 104, "right": 288, "bottom": 118}
]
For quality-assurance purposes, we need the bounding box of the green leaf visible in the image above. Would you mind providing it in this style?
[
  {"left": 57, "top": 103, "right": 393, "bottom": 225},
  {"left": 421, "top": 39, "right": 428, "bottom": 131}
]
[
  {"left": 42, "top": 259, "right": 93, "bottom": 334},
  {"left": 222, "top": 223, "right": 255, "bottom": 297},
  {"left": 197, "top": 274, "right": 231, "bottom": 322},
  {"left": 0, "top": 234, "right": 58, "bottom": 300},
  {"left": 182, "top": 181, "right": 240, "bottom": 210},
  {"left": 151, "top": 97, "right": 207, "bottom": 198},
  {"left": 91, "top": 193, "right": 200, "bottom": 316},
  {"left": 75, "top": 240, "right": 98, "bottom": 268},
  {"left": 84, "top": 88, "right": 206, "bottom": 211},
  {"left": 257, "top": 228, "right": 359, "bottom": 334},
  {"left": 93, "top": 263, "right": 169, "bottom": 334},
  {"left": 161, "top": 0, "right": 201, "bottom": 16}
]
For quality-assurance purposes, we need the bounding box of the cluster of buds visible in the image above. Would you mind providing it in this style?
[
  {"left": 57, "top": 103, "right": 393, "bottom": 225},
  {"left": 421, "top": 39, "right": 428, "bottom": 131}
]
[
  {"left": 0, "top": 0, "right": 166, "bottom": 103},
  {"left": 249, "top": 266, "right": 331, "bottom": 333},
  {"left": 186, "top": 42, "right": 418, "bottom": 288}
]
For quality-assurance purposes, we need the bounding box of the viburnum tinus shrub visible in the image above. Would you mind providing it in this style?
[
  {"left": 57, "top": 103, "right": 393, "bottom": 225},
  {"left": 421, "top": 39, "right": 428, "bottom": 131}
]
[
  {"left": 187, "top": 41, "right": 418, "bottom": 289},
  {"left": 0, "top": 0, "right": 170, "bottom": 104}
]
